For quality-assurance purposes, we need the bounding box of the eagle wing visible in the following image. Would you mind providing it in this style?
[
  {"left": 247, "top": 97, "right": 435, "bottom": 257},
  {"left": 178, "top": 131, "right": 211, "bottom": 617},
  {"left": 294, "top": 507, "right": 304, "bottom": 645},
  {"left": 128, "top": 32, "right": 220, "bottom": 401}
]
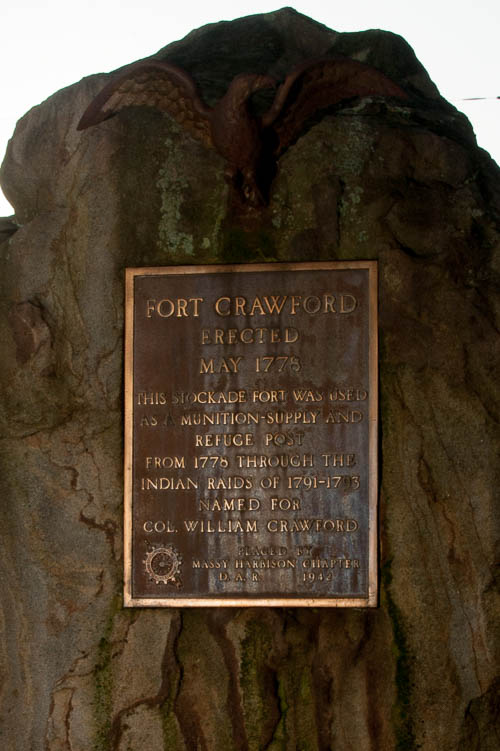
[
  {"left": 77, "top": 60, "right": 213, "bottom": 148},
  {"left": 263, "top": 58, "right": 408, "bottom": 155}
]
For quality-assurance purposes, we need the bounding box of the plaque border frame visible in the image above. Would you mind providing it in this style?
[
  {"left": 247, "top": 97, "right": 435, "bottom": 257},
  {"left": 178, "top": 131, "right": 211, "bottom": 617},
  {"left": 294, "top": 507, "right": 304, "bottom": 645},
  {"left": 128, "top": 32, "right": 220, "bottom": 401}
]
[{"left": 124, "top": 261, "right": 378, "bottom": 607}]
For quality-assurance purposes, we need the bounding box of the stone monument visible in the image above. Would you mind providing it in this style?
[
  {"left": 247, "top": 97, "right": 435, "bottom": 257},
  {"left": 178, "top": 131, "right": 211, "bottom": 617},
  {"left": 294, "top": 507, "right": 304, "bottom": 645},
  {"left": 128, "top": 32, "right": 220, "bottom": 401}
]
[{"left": 0, "top": 8, "right": 498, "bottom": 750}]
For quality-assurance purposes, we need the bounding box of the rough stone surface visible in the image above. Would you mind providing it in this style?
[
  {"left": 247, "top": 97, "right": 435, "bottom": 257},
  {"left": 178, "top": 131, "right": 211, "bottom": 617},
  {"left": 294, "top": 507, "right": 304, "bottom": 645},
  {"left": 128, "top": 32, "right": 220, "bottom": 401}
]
[{"left": 1, "top": 7, "right": 499, "bottom": 750}]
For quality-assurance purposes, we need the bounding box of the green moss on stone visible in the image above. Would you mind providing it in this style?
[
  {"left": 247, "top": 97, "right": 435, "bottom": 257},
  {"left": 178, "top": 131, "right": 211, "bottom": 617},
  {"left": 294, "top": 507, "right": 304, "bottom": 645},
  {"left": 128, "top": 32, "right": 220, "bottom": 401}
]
[
  {"left": 159, "top": 655, "right": 183, "bottom": 750},
  {"left": 239, "top": 617, "right": 317, "bottom": 750},
  {"left": 155, "top": 133, "right": 228, "bottom": 264},
  {"left": 381, "top": 560, "right": 417, "bottom": 751},
  {"left": 221, "top": 226, "right": 278, "bottom": 264},
  {"left": 267, "top": 675, "right": 289, "bottom": 751},
  {"left": 156, "top": 160, "right": 195, "bottom": 260},
  {"left": 239, "top": 619, "right": 277, "bottom": 751},
  {"left": 160, "top": 709, "right": 184, "bottom": 750},
  {"left": 92, "top": 594, "right": 122, "bottom": 751},
  {"left": 296, "top": 670, "right": 318, "bottom": 751}
]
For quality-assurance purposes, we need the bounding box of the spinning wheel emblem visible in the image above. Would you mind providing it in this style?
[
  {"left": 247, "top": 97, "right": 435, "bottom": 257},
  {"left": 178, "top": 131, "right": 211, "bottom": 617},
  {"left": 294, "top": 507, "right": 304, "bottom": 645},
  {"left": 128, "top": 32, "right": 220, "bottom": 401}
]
[{"left": 143, "top": 545, "right": 182, "bottom": 587}]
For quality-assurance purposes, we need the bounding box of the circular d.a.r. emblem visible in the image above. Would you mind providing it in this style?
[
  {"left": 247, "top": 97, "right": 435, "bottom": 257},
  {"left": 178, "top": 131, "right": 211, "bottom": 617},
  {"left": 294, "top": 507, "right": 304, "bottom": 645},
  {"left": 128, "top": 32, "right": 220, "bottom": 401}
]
[{"left": 143, "top": 545, "right": 182, "bottom": 587}]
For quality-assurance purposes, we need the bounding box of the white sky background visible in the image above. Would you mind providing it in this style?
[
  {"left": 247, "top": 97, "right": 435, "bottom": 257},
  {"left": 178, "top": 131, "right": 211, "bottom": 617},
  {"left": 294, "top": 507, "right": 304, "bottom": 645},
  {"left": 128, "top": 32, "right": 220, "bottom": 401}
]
[{"left": 1, "top": 0, "right": 498, "bottom": 216}]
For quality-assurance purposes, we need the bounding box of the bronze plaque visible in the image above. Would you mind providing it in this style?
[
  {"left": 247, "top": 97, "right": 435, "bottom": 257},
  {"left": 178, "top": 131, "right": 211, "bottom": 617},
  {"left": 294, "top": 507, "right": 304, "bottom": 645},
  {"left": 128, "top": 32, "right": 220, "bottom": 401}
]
[{"left": 124, "top": 262, "right": 378, "bottom": 606}]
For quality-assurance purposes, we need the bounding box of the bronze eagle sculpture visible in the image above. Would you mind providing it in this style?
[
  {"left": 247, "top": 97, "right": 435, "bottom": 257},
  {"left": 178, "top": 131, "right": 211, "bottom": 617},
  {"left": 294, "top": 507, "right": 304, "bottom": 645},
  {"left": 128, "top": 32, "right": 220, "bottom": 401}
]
[{"left": 78, "top": 58, "right": 408, "bottom": 207}]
